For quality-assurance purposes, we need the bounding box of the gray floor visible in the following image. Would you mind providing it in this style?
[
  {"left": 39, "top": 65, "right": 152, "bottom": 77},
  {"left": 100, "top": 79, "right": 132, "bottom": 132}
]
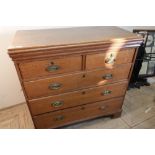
[{"left": 64, "top": 81, "right": 155, "bottom": 129}]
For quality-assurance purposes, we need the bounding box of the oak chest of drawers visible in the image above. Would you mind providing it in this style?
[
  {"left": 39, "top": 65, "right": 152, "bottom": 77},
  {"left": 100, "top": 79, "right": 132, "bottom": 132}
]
[{"left": 8, "top": 27, "right": 143, "bottom": 129}]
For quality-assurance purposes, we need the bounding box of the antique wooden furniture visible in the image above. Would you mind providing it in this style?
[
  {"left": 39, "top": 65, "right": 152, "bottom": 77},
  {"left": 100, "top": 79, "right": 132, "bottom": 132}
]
[{"left": 8, "top": 27, "right": 143, "bottom": 129}]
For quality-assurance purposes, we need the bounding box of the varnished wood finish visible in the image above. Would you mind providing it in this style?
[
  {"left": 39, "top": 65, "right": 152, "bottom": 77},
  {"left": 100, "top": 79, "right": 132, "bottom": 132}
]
[
  {"left": 8, "top": 27, "right": 143, "bottom": 128},
  {"left": 8, "top": 27, "right": 141, "bottom": 52},
  {"left": 33, "top": 97, "right": 124, "bottom": 129},
  {"left": 19, "top": 56, "right": 82, "bottom": 80},
  {"left": 24, "top": 64, "right": 131, "bottom": 99},
  {"left": 1, "top": 82, "right": 155, "bottom": 129},
  {"left": 8, "top": 27, "right": 143, "bottom": 62},
  {"left": 86, "top": 48, "right": 135, "bottom": 70},
  {"left": 29, "top": 81, "right": 128, "bottom": 115}
]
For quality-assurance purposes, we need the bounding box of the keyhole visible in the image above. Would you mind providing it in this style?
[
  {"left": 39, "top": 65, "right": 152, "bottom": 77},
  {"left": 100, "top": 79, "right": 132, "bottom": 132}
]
[
  {"left": 82, "top": 74, "right": 86, "bottom": 78},
  {"left": 81, "top": 106, "right": 85, "bottom": 110},
  {"left": 50, "top": 62, "right": 54, "bottom": 65},
  {"left": 82, "top": 91, "right": 86, "bottom": 95}
]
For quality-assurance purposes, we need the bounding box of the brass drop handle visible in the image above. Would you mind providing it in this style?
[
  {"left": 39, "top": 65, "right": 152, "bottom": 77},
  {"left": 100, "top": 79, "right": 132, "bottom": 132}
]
[
  {"left": 103, "top": 74, "right": 113, "bottom": 80},
  {"left": 105, "top": 54, "right": 116, "bottom": 64},
  {"left": 51, "top": 101, "right": 64, "bottom": 108},
  {"left": 102, "top": 90, "right": 112, "bottom": 96},
  {"left": 54, "top": 115, "right": 64, "bottom": 121},
  {"left": 49, "top": 83, "right": 62, "bottom": 90},
  {"left": 46, "top": 65, "right": 60, "bottom": 72}
]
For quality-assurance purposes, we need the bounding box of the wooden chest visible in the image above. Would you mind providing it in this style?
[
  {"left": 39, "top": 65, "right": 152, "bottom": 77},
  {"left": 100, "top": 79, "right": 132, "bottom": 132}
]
[{"left": 8, "top": 27, "right": 143, "bottom": 129}]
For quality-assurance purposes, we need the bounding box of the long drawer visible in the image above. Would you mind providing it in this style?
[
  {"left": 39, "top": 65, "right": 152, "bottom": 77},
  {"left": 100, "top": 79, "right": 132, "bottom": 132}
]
[
  {"left": 86, "top": 48, "right": 135, "bottom": 70},
  {"left": 33, "top": 97, "right": 124, "bottom": 129},
  {"left": 24, "top": 64, "right": 131, "bottom": 99},
  {"left": 19, "top": 56, "right": 82, "bottom": 80},
  {"left": 29, "top": 81, "right": 127, "bottom": 115}
]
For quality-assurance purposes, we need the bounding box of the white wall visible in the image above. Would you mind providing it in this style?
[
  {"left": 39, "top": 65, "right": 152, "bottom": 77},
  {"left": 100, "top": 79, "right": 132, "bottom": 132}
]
[
  {"left": 0, "top": 26, "right": 154, "bottom": 109},
  {"left": 0, "top": 27, "right": 53, "bottom": 109},
  {"left": 0, "top": 27, "right": 24, "bottom": 109}
]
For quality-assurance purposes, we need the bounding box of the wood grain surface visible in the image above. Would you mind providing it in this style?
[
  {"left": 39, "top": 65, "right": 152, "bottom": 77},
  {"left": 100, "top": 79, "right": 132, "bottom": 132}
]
[
  {"left": 8, "top": 27, "right": 143, "bottom": 128},
  {"left": 33, "top": 97, "right": 124, "bottom": 129},
  {"left": 24, "top": 64, "right": 131, "bottom": 99},
  {"left": 29, "top": 81, "right": 128, "bottom": 115}
]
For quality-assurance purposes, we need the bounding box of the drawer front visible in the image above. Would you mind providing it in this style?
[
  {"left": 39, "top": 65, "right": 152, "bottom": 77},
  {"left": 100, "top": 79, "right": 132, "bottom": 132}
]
[
  {"left": 86, "top": 48, "right": 135, "bottom": 70},
  {"left": 19, "top": 56, "right": 82, "bottom": 80},
  {"left": 29, "top": 81, "right": 127, "bottom": 115},
  {"left": 24, "top": 64, "right": 131, "bottom": 99},
  {"left": 81, "top": 63, "right": 131, "bottom": 87},
  {"left": 33, "top": 97, "right": 124, "bottom": 129}
]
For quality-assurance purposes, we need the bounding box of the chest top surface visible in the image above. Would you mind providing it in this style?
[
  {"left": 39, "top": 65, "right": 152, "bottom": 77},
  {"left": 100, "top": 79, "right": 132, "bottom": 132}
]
[
  {"left": 9, "top": 27, "right": 142, "bottom": 51},
  {"left": 8, "top": 27, "right": 143, "bottom": 62}
]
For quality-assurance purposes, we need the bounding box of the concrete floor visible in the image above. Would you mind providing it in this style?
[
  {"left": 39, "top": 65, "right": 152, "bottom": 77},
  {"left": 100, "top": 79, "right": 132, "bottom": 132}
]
[{"left": 0, "top": 82, "right": 155, "bottom": 129}]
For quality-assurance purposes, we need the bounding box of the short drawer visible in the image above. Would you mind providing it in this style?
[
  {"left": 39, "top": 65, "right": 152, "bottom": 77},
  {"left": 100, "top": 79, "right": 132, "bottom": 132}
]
[
  {"left": 24, "top": 64, "right": 131, "bottom": 99},
  {"left": 86, "top": 48, "right": 135, "bottom": 70},
  {"left": 29, "top": 81, "right": 127, "bottom": 115},
  {"left": 19, "top": 56, "right": 82, "bottom": 80},
  {"left": 33, "top": 97, "right": 124, "bottom": 129}
]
